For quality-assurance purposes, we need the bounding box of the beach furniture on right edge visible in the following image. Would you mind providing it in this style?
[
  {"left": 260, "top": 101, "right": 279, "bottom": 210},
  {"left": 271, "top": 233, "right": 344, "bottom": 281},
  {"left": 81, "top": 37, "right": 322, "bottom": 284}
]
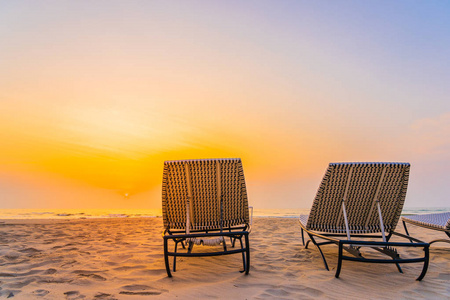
[
  {"left": 402, "top": 212, "right": 450, "bottom": 245},
  {"left": 299, "top": 162, "right": 430, "bottom": 280},
  {"left": 162, "top": 158, "right": 251, "bottom": 277}
]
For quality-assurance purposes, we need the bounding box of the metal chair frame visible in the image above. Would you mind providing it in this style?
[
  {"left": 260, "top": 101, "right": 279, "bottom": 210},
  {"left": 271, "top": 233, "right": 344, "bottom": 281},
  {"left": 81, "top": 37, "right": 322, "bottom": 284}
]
[
  {"left": 299, "top": 222, "right": 429, "bottom": 280},
  {"left": 163, "top": 225, "right": 250, "bottom": 277}
]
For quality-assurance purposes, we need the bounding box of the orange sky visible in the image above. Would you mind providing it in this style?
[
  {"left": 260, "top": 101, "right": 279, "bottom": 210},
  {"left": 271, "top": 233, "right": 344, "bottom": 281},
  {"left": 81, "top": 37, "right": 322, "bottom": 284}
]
[{"left": 1, "top": 1, "right": 449, "bottom": 209}]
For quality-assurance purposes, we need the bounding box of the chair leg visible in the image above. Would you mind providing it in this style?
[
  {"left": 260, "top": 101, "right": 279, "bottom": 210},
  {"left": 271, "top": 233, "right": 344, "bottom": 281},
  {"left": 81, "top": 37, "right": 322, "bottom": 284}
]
[
  {"left": 305, "top": 240, "right": 311, "bottom": 249},
  {"left": 386, "top": 232, "right": 403, "bottom": 272},
  {"left": 416, "top": 245, "right": 429, "bottom": 281},
  {"left": 301, "top": 228, "right": 305, "bottom": 246},
  {"left": 232, "top": 237, "right": 237, "bottom": 247},
  {"left": 187, "top": 241, "right": 194, "bottom": 253},
  {"left": 222, "top": 237, "right": 228, "bottom": 252},
  {"left": 386, "top": 232, "right": 393, "bottom": 242},
  {"left": 308, "top": 234, "right": 329, "bottom": 271},
  {"left": 402, "top": 221, "right": 414, "bottom": 243},
  {"left": 163, "top": 237, "right": 172, "bottom": 277},
  {"left": 173, "top": 241, "right": 179, "bottom": 272},
  {"left": 395, "top": 261, "right": 403, "bottom": 273},
  {"left": 244, "top": 233, "right": 250, "bottom": 275},
  {"left": 238, "top": 236, "right": 246, "bottom": 273},
  {"left": 335, "top": 242, "right": 343, "bottom": 278}
]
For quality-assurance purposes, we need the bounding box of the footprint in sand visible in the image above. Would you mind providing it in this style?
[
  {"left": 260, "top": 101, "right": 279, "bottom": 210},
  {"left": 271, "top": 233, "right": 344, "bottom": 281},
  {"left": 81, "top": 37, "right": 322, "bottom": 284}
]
[
  {"left": 32, "top": 289, "right": 50, "bottom": 297},
  {"left": 1, "top": 250, "right": 21, "bottom": 260},
  {"left": 6, "top": 278, "right": 35, "bottom": 289},
  {"left": 77, "top": 273, "right": 107, "bottom": 281},
  {"left": 94, "top": 292, "right": 118, "bottom": 299},
  {"left": 119, "top": 284, "right": 166, "bottom": 296},
  {"left": 64, "top": 290, "right": 86, "bottom": 299},
  {"left": 264, "top": 288, "right": 292, "bottom": 297},
  {"left": 44, "top": 268, "right": 57, "bottom": 275},
  {"left": 18, "top": 248, "right": 42, "bottom": 254},
  {"left": 1, "top": 290, "right": 21, "bottom": 298},
  {"left": 291, "top": 286, "right": 324, "bottom": 297}
]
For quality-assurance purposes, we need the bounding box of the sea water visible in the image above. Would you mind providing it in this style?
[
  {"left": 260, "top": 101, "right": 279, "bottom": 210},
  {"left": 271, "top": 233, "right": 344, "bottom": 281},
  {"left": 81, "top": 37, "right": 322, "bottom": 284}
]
[{"left": 0, "top": 207, "right": 448, "bottom": 219}]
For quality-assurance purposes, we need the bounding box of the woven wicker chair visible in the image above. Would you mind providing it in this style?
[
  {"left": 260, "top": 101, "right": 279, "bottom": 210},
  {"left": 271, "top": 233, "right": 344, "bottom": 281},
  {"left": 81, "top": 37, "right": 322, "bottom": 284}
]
[
  {"left": 402, "top": 212, "right": 450, "bottom": 245},
  {"left": 299, "top": 162, "right": 430, "bottom": 280},
  {"left": 162, "top": 158, "right": 251, "bottom": 277}
]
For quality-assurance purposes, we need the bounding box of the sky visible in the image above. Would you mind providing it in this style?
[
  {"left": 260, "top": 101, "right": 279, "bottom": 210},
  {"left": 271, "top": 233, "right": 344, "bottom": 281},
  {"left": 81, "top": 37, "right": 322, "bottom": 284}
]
[{"left": 0, "top": 1, "right": 449, "bottom": 209}]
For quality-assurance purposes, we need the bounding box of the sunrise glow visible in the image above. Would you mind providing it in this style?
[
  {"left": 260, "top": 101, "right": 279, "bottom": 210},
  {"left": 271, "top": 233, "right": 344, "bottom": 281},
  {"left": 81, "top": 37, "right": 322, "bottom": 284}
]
[{"left": 1, "top": 1, "right": 449, "bottom": 209}]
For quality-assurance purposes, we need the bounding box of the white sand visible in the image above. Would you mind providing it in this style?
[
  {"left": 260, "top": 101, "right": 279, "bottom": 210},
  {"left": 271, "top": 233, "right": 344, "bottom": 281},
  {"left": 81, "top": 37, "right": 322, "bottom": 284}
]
[{"left": 0, "top": 217, "right": 448, "bottom": 299}]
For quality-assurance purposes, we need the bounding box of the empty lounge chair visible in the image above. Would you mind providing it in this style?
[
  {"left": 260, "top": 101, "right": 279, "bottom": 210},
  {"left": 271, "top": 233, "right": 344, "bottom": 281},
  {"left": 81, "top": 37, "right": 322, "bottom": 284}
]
[
  {"left": 162, "top": 158, "right": 251, "bottom": 277},
  {"left": 299, "top": 162, "right": 430, "bottom": 280}
]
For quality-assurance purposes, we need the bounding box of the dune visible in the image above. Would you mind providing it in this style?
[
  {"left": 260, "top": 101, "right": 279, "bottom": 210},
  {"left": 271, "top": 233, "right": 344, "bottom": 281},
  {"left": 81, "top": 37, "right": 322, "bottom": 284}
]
[{"left": 0, "top": 217, "right": 448, "bottom": 299}]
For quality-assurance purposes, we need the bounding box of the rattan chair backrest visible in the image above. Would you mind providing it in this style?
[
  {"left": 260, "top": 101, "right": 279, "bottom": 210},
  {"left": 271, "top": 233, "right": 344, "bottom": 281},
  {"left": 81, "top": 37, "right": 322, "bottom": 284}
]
[
  {"left": 307, "top": 162, "right": 410, "bottom": 234},
  {"left": 162, "top": 158, "right": 249, "bottom": 231}
]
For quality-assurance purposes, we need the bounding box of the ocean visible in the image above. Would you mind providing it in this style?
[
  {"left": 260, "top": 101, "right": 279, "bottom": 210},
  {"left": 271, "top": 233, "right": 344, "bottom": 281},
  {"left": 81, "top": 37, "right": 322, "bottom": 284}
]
[{"left": 0, "top": 207, "right": 448, "bottom": 219}]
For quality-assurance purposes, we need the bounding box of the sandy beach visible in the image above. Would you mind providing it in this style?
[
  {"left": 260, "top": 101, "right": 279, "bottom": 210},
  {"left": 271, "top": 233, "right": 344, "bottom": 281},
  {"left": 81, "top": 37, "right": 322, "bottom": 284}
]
[{"left": 0, "top": 217, "right": 448, "bottom": 299}]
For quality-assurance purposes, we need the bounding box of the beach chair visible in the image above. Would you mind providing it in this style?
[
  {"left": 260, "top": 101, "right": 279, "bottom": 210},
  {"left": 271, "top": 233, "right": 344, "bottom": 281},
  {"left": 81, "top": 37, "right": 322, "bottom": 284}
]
[
  {"left": 162, "top": 158, "right": 251, "bottom": 277},
  {"left": 402, "top": 212, "right": 450, "bottom": 245},
  {"left": 299, "top": 162, "right": 430, "bottom": 280}
]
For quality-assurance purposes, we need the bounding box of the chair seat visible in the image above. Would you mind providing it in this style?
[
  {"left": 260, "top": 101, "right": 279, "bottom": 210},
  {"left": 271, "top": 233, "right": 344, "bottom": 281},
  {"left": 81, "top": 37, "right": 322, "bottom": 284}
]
[
  {"left": 300, "top": 213, "right": 387, "bottom": 234},
  {"left": 402, "top": 212, "right": 450, "bottom": 231}
]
